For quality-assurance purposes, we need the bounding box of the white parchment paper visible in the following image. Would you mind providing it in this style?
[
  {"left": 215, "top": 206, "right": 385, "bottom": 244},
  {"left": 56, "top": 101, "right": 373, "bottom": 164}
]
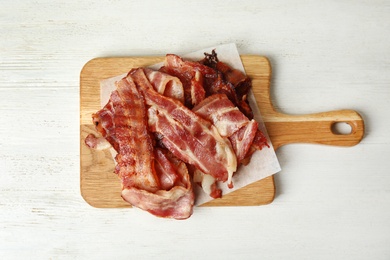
[{"left": 100, "top": 43, "right": 281, "bottom": 206}]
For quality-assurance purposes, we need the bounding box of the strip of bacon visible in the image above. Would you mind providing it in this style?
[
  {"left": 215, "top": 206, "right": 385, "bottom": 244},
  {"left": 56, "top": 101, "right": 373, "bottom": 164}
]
[
  {"left": 144, "top": 68, "right": 184, "bottom": 103},
  {"left": 192, "top": 93, "right": 262, "bottom": 163},
  {"left": 200, "top": 50, "right": 254, "bottom": 119},
  {"left": 192, "top": 94, "right": 249, "bottom": 137},
  {"left": 190, "top": 70, "right": 205, "bottom": 106},
  {"left": 111, "top": 78, "right": 160, "bottom": 192},
  {"left": 122, "top": 184, "right": 194, "bottom": 220},
  {"left": 128, "top": 68, "right": 237, "bottom": 186},
  {"left": 122, "top": 147, "right": 194, "bottom": 220},
  {"left": 154, "top": 148, "right": 178, "bottom": 190},
  {"left": 91, "top": 99, "right": 119, "bottom": 151},
  {"left": 201, "top": 50, "right": 249, "bottom": 90},
  {"left": 205, "top": 74, "right": 239, "bottom": 108},
  {"left": 160, "top": 54, "right": 215, "bottom": 107},
  {"left": 90, "top": 75, "right": 194, "bottom": 219},
  {"left": 229, "top": 120, "right": 259, "bottom": 162},
  {"left": 240, "top": 129, "right": 270, "bottom": 165}
]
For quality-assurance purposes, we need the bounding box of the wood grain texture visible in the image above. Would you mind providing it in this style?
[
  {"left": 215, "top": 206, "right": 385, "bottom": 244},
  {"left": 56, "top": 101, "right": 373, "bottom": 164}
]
[{"left": 80, "top": 55, "right": 364, "bottom": 208}]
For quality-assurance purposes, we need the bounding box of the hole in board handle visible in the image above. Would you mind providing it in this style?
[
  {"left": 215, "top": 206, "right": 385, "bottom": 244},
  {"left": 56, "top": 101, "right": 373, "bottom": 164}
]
[{"left": 331, "top": 122, "right": 353, "bottom": 135}]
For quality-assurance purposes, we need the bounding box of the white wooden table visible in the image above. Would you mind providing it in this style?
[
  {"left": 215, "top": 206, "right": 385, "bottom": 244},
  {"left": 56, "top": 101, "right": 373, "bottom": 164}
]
[{"left": 1, "top": 1, "right": 389, "bottom": 259}]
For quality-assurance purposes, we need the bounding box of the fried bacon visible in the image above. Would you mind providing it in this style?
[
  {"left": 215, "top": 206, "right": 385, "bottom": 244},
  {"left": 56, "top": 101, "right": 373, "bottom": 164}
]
[
  {"left": 92, "top": 98, "right": 118, "bottom": 151},
  {"left": 86, "top": 51, "right": 269, "bottom": 219},
  {"left": 122, "top": 147, "right": 194, "bottom": 220},
  {"left": 228, "top": 120, "right": 259, "bottom": 163},
  {"left": 88, "top": 75, "right": 194, "bottom": 219},
  {"left": 92, "top": 77, "right": 160, "bottom": 192},
  {"left": 240, "top": 129, "right": 270, "bottom": 165},
  {"left": 129, "top": 68, "right": 237, "bottom": 186},
  {"left": 193, "top": 94, "right": 260, "bottom": 163},
  {"left": 122, "top": 183, "right": 193, "bottom": 220},
  {"left": 200, "top": 50, "right": 254, "bottom": 119},
  {"left": 160, "top": 54, "right": 215, "bottom": 107},
  {"left": 160, "top": 52, "right": 255, "bottom": 119},
  {"left": 112, "top": 78, "right": 159, "bottom": 192},
  {"left": 144, "top": 68, "right": 184, "bottom": 103},
  {"left": 192, "top": 94, "right": 249, "bottom": 137}
]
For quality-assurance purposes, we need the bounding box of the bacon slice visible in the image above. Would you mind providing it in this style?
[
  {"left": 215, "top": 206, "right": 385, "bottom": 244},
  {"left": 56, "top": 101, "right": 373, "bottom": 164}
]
[
  {"left": 160, "top": 54, "right": 215, "bottom": 107},
  {"left": 122, "top": 185, "right": 194, "bottom": 220},
  {"left": 192, "top": 93, "right": 262, "bottom": 162},
  {"left": 228, "top": 119, "right": 259, "bottom": 162},
  {"left": 201, "top": 50, "right": 249, "bottom": 91},
  {"left": 128, "top": 68, "right": 237, "bottom": 186},
  {"left": 240, "top": 129, "right": 270, "bottom": 165},
  {"left": 144, "top": 68, "right": 184, "bottom": 103},
  {"left": 200, "top": 50, "right": 254, "bottom": 119},
  {"left": 122, "top": 147, "right": 194, "bottom": 220},
  {"left": 90, "top": 75, "right": 194, "bottom": 219},
  {"left": 110, "top": 78, "right": 159, "bottom": 192},
  {"left": 190, "top": 70, "right": 205, "bottom": 106},
  {"left": 154, "top": 148, "right": 179, "bottom": 190},
  {"left": 205, "top": 74, "right": 239, "bottom": 107},
  {"left": 192, "top": 94, "right": 248, "bottom": 137},
  {"left": 92, "top": 98, "right": 119, "bottom": 151}
]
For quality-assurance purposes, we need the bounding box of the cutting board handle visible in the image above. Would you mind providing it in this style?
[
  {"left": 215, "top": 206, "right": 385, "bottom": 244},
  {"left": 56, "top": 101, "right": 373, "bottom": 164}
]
[
  {"left": 250, "top": 56, "right": 366, "bottom": 150},
  {"left": 265, "top": 109, "right": 365, "bottom": 150}
]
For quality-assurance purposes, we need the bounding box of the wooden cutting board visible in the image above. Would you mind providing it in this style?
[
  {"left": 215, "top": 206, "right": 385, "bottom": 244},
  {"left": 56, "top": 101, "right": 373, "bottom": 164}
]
[{"left": 80, "top": 55, "right": 364, "bottom": 208}]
